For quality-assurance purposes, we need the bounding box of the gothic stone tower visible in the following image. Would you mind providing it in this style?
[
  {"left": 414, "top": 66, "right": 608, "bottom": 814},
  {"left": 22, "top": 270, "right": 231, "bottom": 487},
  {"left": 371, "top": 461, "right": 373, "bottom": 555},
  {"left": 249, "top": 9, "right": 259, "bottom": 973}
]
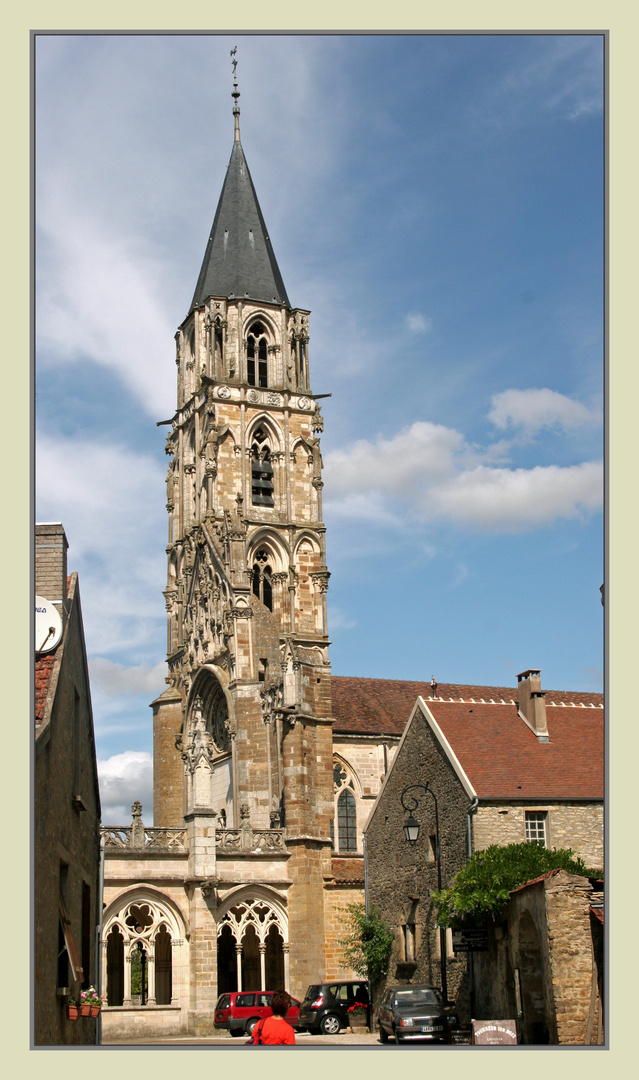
[{"left": 151, "top": 85, "right": 334, "bottom": 1013}]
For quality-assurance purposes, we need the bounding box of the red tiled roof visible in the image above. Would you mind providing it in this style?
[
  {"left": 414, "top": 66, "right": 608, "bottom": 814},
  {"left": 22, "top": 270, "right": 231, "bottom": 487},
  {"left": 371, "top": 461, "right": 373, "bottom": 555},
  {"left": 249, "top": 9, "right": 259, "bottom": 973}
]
[
  {"left": 331, "top": 857, "right": 365, "bottom": 884},
  {"left": 35, "top": 653, "right": 56, "bottom": 728},
  {"left": 590, "top": 905, "right": 604, "bottom": 924},
  {"left": 428, "top": 698, "right": 603, "bottom": 800},
  {"left": 510, "top": 868, "right": 563, "bottom": 893},
  {"left": 331, "top": 676, "right": 602, "bottom": 736},
  {"left": 331, "top": 677, "right": 603, "bottom": 801}
]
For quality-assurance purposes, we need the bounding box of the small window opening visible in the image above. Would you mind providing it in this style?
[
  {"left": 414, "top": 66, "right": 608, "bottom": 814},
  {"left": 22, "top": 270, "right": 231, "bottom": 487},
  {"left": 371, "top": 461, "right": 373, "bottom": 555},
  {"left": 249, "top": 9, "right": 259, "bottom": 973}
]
[
  {"left": 258, "top": 658, "right": 268, "bottom": 683},
  {"left": 251, "top": 427, "right": 274, "bottom": 507},
  {"left": 525, "top": 811, "right": 547, "bottom": 847},
  {"left": 247, "top": 323, "right": 268, "bottom": 388},
  {"left": 252, "top": 550, "right": 273, "bottom": 611}
]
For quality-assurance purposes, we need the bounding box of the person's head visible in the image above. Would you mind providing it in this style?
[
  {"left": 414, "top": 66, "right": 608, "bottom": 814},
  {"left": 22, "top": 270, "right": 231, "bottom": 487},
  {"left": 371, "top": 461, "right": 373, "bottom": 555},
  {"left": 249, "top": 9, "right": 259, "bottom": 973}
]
[{"left": 270, "top": 990, "right": 291, "bottom": 1017}]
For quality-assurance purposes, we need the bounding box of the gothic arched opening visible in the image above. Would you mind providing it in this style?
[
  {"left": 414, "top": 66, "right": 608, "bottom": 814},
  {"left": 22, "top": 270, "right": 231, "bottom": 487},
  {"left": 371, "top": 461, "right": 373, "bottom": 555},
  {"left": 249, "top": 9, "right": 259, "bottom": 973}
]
[
  {"left": 191, "top": 670, "right": 230, "bottom": 754},
  {"left": 265, "top": 924, "right": 285, "bottom": 989},
  {"left": 155, "top": 924, "right": 172, "bottom": 1005},
  {"left": 106, "top": 925, "right": 124, "bottom": 1006},
  {"left": 217, "top": 924, "right": 237, "bottom": 995},
  {"left": 247, "top": 323, "right": 268, "bottom": 388}
]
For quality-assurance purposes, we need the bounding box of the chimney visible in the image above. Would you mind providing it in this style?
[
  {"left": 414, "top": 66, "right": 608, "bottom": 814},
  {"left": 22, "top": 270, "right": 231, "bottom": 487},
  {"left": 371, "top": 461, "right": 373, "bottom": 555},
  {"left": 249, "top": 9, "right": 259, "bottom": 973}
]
[
  {"left": 35, "top": 523, "right": 69, "bottom": 625},
  {"left": 516, "top": 669, "right": 549, "bottom": 741}
]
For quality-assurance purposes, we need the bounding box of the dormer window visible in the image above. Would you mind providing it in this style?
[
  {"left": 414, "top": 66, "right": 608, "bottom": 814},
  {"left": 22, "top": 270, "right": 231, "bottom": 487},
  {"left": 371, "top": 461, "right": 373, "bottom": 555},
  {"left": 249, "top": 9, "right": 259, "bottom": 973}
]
[
  {"left": 251, "top": 427, "right": 274, "bottom": 507},
  {"left": 247, "top": 322, "right": 268, "bottom": 388}
]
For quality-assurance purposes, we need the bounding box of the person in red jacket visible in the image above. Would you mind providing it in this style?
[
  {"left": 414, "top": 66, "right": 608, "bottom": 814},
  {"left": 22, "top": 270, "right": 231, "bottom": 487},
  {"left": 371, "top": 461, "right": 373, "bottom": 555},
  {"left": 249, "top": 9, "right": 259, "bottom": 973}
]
[{"left": 249, "top": 990, "right": 296, "bottom": 1045}]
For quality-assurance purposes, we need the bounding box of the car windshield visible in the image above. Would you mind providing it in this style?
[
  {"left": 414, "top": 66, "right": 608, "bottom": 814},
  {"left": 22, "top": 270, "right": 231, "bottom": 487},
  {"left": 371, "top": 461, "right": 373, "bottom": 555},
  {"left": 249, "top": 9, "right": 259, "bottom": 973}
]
[
  {"left": 303, "top": 986, "right": 321, "bottom": 1003},
  {"left": 394, "top": 989, "right": 442, "bottom": 1007},
  {"left": 216, "top": 995, "right": 230, "bottom": 1009}
]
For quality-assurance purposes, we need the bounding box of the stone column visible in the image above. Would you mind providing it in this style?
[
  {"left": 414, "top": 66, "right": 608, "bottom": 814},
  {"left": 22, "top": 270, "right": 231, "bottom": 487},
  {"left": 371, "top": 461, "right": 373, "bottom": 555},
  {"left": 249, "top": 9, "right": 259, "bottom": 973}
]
[
  {"left": 123, "top": 949, "right": 132, "bottom": 1007},
  {"left": 259, "top": 944, "right": 266, "bottom": 991},
  {"left": 146, "top": 948, "right": 156, "bottom": 1006},
  {"left": 283, "top": 943, "right": 290, "bottom": 992},
  {"left": 236, "top": 944, "right": 243, "bottom": 991}
]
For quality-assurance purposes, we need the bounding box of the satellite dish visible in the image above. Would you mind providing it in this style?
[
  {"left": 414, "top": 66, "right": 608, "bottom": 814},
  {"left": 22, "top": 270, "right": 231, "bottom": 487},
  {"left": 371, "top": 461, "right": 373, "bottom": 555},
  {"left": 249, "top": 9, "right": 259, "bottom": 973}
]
[{"left": 35, "top": 595, "right": 63, "bottom": 653}]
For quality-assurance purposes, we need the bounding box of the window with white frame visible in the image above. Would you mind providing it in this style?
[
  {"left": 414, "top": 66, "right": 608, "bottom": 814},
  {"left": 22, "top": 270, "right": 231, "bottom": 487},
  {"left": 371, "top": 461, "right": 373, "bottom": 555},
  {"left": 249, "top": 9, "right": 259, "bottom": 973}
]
[{"left": 525, "top": 810, "right": 547, "bottom": 847}]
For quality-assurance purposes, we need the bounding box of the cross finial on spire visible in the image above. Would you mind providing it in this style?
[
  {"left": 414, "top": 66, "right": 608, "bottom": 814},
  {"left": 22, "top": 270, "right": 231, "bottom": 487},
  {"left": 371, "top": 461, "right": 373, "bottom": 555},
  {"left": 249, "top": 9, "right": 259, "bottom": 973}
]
[{"left": 230, "top": 46, "right": 240, "bottom": 142}]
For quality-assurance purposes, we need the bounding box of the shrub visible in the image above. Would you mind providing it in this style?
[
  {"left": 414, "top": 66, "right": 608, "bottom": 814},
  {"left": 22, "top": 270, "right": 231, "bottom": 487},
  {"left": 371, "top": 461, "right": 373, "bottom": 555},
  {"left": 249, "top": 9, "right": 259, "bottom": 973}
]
[
  {"left": 432, "top": 842, "right": 593, "bottom": 927},
  {"left": 339, "top": 904, "right": 394, "bottom": 987}
]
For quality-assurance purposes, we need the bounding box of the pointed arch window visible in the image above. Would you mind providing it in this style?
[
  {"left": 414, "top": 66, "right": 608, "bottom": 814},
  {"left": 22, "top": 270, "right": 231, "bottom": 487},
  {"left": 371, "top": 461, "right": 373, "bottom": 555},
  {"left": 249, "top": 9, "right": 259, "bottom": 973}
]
[
  {"left": 252, "top": 549, "right": 273, "bottom": 611},
  {"left": 251, "top": 427, "right": 274, "bottom": 507},
  {"left": 247, "top": 322, "right": 268, "bottom": 388},
  {"left": 333, "top": 761, "right": 358, "bottom": 852}
]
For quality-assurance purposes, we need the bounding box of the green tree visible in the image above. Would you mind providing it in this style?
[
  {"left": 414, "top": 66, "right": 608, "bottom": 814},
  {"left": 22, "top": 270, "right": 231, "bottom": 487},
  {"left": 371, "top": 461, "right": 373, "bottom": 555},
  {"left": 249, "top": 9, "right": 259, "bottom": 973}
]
[
  {"left": 433, "top": 842, "right": 593, "bottom": 928},
  {"left": 340, "top": 904, "right": 394, "bottom": 989}
]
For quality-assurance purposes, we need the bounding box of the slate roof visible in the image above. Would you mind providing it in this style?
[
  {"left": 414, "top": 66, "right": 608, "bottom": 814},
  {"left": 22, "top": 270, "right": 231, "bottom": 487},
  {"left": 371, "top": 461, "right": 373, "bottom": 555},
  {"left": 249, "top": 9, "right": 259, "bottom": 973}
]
[
  {"left": 190, "top": 139, "right": 290, "bottom": 311},
  {"left": 332, "top": 676, "right": 603, "bottom": 802}
]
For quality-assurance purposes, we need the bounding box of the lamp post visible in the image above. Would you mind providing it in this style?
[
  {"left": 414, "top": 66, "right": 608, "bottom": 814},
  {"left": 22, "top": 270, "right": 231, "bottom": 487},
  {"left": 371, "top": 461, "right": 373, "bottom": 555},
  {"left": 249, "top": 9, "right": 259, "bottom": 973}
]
[{"left": 401, "top": 782, "right": 448, "bottom": 1005}]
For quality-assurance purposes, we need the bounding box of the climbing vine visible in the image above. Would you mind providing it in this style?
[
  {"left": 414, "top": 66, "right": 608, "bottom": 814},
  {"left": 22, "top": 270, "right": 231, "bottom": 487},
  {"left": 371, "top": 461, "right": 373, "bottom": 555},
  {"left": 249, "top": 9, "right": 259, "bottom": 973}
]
[{"left": 433, "top": 842, "right": 593, "bottom": 928}]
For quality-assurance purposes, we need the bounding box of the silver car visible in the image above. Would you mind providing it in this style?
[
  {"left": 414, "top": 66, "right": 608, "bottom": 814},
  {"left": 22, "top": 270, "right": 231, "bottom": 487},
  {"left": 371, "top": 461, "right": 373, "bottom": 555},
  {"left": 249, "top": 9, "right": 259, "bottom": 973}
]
[{"left": 377, "top": 985, "right": 458, "bottom": 1044}]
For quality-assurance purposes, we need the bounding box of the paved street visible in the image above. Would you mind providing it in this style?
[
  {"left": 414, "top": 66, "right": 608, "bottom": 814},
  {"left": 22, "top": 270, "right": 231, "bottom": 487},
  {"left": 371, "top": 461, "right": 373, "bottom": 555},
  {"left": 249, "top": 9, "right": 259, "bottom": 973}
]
[{"left": 103, "top": 1029, "right": 382, "bottom": 1047}]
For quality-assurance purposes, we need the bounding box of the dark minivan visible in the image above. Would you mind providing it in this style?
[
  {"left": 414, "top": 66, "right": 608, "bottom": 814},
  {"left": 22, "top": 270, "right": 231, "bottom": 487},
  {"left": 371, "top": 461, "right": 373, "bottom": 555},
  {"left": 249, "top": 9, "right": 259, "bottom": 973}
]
[
  {"left": 214, "top": 990, "right": 301, "bottom": 1036},
  {"left": 298, "top": 980, "right": 370, "bottom": 1035}
]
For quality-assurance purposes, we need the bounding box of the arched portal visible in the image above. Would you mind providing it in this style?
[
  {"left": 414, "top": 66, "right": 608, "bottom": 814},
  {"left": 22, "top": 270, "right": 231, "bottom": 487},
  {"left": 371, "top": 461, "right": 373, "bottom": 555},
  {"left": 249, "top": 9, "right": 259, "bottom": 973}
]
[
  {"left": 517, "top": 911, "right": 550, "bottom": 1043},
  {"left": 216, "top": 893, "right": 288, "bottom": 993}
]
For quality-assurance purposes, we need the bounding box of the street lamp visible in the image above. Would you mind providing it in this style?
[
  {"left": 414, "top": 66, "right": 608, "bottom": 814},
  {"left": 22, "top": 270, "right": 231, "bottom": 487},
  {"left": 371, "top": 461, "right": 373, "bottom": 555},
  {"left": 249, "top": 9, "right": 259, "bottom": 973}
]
[{"left": 400, "top": 782, "right": 448, "bottom": 1005}]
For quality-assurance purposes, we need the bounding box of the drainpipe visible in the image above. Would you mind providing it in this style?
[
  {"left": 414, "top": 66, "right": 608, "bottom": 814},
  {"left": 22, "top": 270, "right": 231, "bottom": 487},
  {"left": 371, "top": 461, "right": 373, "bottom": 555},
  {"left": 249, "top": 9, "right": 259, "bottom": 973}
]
[
  {"left": 95, "top": 833, "right": 105, "bottom": 1045},
  {"left": 466, "top": 798, "right": 478, "bottom": 1023},
  {"left": 363, "top": 832, "right": 369, "bottom": 916},
  {"left": 467, "top": 798, "right": 478, "bottom": 858}
]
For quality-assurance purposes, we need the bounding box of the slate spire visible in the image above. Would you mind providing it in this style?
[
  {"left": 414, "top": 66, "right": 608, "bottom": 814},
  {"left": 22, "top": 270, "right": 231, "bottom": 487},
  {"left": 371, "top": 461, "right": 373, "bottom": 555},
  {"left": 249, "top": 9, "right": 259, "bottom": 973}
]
[{"left": 190, "top": 54, "right": 290, "bottom": 311}]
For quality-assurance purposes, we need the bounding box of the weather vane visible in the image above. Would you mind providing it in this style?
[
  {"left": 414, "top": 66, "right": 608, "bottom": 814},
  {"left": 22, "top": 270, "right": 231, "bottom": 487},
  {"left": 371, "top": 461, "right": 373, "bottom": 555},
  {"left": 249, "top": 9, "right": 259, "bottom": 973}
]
[{"left": 230, "top": 46, "right": 240, "bottom": 141}]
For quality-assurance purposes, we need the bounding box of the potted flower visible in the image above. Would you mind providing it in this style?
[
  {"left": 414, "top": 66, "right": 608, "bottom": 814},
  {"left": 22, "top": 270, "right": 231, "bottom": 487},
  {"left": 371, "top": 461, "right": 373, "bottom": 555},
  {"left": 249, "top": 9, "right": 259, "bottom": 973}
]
[
  {"left": 78, "top": 990, "right": 91, "bottom": 1016},
  {"left": 66, "top": 998, "right": 79, "bottom": 1021},
  {"left": 86, "top": 986, "right": 103, "bottom": 1017},
  {"left": 347, "top": 1001, "right": 369, "bottom": 1031}
]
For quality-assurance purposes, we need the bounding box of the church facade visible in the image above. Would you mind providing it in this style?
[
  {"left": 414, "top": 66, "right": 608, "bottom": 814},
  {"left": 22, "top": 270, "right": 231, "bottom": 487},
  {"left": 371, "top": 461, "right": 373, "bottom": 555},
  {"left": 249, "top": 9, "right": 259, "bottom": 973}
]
[{"left": 100, "top": 86, "right": 381, "bottom": 1040}]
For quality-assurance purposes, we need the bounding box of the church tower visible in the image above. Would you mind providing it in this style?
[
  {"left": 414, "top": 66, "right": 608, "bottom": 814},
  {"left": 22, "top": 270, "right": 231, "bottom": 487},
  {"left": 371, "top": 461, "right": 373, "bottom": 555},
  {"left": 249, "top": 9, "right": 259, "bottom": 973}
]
[{"left": 151, "top": 62, "right": 334, "bottom": 1006}]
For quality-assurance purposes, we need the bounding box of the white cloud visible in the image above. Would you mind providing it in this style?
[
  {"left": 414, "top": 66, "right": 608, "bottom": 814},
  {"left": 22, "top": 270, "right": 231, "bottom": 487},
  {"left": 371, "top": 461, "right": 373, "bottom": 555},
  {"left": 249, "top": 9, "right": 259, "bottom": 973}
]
[
  {"left": 36, "top": 433, "right": 166, "bottom": 657},
  {"left": 98, "top": 751, "right": 153, "bottom": 825},
  {"left": 488, "top": 388, "right": 597, "bottom": 438},
  {"left": 406, "top": 313, "right": 432, "bottom": 334},
  {"left": 89, "top": 658, "right": 167, "bottom": 697},
  {"left": 323, "top": 420, "right": 602, "bottom": 533},
  {"left": 432, "top": 461, "right": 602, "bottom": 532}
]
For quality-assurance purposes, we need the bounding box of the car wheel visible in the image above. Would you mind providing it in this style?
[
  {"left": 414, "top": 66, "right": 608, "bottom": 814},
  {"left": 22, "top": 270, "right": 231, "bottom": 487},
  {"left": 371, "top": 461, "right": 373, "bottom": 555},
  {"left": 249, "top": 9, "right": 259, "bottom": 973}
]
[
  {"left": 246, "top": 1018, "right": 260, "bottom": 1035},
  {"left": 379, "top": 1025, "right": 389, "bottom": 1043},
  {"left": 320, "top": 1013, "right": 341, "bottom": 1035}
]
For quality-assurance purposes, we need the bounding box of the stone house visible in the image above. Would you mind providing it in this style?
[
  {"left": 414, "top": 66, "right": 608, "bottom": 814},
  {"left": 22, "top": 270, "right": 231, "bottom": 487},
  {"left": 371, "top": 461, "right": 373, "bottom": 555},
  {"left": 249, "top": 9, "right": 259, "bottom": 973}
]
[
  {"left": 35, "top": 523, "right": 102, "bottom": 1045},
  {"left": 363, "top": 669, "right": 604, "bottom": 1038}
]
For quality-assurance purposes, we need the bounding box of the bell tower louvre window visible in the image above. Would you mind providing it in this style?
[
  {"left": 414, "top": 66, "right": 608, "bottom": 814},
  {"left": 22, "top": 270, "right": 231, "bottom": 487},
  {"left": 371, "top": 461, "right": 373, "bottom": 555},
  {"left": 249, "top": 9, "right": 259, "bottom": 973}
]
[
  {"left": 251, "top": 427, "right": 274, "bottom": 507},
  {"left": 247, "top": 323, "right": 268, "bottom": 387}
]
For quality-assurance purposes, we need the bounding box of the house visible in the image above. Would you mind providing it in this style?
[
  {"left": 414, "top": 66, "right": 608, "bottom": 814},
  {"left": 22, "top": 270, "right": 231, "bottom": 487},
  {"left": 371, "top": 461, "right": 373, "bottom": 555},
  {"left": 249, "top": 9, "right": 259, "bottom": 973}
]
[
  {"left": 35, "top": 523, "right": 102, "bottom": 1045},
  {"left": 363, "top": 668, "right": 604, "bottom": 1038}
]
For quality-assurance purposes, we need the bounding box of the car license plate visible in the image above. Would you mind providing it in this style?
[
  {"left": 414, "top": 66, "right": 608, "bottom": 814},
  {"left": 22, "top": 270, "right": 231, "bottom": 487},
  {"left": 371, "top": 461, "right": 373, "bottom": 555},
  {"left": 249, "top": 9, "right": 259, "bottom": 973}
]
[{"left": 421, "top": 1025, "right": 443, "bottom": 1032}]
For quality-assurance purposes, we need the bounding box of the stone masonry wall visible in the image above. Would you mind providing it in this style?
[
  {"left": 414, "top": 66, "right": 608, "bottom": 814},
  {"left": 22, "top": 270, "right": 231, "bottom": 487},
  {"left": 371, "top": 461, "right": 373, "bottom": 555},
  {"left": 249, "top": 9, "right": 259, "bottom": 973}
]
[
  {"left": 365, "top": 704, "right": 470, "bottom": 1014},
  {"left": 323, "top": 885, "right": 365, "bottom": 979},
  {"left": 474, "top": 804, "right": 603, "bottom": 868}
]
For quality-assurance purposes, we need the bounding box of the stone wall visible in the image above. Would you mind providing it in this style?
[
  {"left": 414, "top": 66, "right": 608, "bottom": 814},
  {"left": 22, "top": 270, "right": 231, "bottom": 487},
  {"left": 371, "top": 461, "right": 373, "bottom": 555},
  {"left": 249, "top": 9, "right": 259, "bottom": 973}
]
[
  {"left": 474, "top": 804, "right": 603, "bottom": 867},
  {"left": 35, "top": 573, "right": 102, "bottom": 1045},
  {"left": 365, "top": 705, "right": 471, "bottom": 1014},
  {"left": 323, "top": 884, "right": 365, "bottom": 979},
  {"left": 472, "top": 870, "right": 599, "bottom": 1044}
]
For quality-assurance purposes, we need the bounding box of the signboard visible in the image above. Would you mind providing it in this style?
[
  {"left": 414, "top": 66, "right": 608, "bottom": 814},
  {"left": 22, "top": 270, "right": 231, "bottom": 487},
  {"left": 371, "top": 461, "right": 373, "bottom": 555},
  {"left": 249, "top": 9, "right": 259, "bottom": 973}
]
[
  {"left": 453, "top": 928, "right": 488, "bottom": 952},
  {"left": 472, "top": 1020, "right": 518, "bottom": 1045},
  {"left": 450, "top": 1028, "right": 472, "bottom": 1044}
]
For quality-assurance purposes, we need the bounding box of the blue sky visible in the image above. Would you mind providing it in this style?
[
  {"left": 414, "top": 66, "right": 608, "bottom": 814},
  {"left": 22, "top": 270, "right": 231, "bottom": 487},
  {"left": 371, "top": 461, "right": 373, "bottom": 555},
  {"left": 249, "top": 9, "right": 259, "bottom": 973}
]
[{"left": 35, "top": 34, "right": 603, "bottom": 823}]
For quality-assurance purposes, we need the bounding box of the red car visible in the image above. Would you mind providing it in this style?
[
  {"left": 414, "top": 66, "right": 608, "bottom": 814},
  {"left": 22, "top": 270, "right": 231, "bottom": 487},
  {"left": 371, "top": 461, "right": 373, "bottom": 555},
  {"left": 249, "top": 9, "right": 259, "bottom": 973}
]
[{"left": 214, "top": 990, "right": 301, "bottom": 1036}]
